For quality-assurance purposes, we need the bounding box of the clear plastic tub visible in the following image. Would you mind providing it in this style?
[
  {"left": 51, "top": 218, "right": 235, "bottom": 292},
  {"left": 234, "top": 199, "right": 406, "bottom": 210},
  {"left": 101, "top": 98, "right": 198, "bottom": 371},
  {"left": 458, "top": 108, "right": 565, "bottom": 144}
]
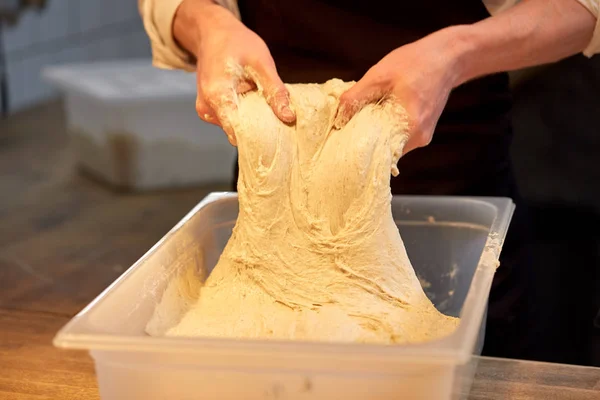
[
  {"left": 42, "top": 60, "right": 236, "bottom": 190},
  {"left": 54, "top": 193, "right": 514, "bottom": 400}
]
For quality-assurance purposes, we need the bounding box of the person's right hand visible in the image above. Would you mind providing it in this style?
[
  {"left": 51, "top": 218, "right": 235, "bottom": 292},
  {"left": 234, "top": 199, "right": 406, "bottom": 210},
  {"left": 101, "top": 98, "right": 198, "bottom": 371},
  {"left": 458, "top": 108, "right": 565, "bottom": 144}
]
[{"left": 173, "top": 0, "right": 295, "bottom": 145}]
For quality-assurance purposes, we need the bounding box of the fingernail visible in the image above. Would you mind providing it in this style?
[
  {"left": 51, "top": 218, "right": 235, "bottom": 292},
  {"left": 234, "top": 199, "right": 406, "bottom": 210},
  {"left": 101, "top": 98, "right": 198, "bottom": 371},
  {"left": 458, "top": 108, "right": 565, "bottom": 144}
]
[
  {"left": 333, "top": 110, "right": 347, "bottom": 130},
  {"left": 227, "top": 134, "right": 237, "bottom": 147},
  {"left": 280, "top": 105, "right": 295, "bottom": 122}
]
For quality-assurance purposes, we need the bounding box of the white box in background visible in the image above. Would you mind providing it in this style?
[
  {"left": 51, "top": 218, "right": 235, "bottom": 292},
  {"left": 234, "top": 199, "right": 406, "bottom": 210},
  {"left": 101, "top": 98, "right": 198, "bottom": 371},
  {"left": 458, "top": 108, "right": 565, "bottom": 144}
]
[{"left": 43, "top": 60, "right": 236, "bottom": 190}]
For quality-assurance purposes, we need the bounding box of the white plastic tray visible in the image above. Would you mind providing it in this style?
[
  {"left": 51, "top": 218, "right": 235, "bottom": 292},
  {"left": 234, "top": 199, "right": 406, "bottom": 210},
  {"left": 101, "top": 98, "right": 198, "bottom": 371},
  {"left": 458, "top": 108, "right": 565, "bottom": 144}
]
[{"left": 54, "top": 193, "right": 514, "bottom": 400}]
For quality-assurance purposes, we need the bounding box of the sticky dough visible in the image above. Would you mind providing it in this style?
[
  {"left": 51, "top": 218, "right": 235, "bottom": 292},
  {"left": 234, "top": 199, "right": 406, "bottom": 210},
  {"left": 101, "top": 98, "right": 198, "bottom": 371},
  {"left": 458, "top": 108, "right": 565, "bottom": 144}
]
[{"left": 146, "top": 79, "right": 458, "bottom": 344}]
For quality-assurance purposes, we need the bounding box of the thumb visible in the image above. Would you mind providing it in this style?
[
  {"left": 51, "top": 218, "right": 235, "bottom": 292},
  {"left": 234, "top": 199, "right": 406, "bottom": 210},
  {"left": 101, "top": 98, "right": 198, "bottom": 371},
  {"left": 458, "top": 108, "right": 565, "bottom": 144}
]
[
  {"left": 205, "top": 84, "right": 239, "bottom": 147},
  {"left": 252, "top": 62, "right": 296, "bottom": 124},
  {"left": 403, "top": 137, "right": 420, "bottom": 156},
  {"left": 334, "top": 80, "right": 384, "bottom": 129},
  {"left": 403, "top": 128, "right": 434, "bottom": 155}
]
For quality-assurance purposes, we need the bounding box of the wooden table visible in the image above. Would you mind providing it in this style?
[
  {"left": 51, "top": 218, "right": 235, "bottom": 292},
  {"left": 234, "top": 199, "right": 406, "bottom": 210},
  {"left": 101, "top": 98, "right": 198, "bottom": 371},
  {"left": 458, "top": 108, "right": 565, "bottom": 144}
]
[{"left": 1, "top": 102, "right": 599, "bottom": 399}]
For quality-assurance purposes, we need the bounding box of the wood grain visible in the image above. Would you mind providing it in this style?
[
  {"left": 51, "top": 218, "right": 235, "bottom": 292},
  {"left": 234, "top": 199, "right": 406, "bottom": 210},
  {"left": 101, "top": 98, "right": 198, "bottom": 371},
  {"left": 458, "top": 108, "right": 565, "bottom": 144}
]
[
  {"left": 0, "top": 310, "right": 98, "bottom": 400},
  {"left": 470, "top": 357, "right": 600, "bottom": 399}
]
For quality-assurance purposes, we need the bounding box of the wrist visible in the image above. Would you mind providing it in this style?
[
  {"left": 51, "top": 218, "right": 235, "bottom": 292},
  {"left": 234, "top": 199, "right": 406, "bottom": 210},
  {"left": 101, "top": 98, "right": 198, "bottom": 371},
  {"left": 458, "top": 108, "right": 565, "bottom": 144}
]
[
  {"left": 425, "top": 25, "right": 478, "bottom": 88},
  {"left": 173, "top": 0, "right": 236, "bottom": 56}
]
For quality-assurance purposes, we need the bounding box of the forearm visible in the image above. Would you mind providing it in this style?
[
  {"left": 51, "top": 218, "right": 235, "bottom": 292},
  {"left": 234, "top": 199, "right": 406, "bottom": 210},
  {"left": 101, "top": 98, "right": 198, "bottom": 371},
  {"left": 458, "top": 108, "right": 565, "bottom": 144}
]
[
  {"left": 444, "top": 0, "right": 596, "bottom": 87},
  {"left": 173, "top": 0, "right": 234, "bottom": 57}
]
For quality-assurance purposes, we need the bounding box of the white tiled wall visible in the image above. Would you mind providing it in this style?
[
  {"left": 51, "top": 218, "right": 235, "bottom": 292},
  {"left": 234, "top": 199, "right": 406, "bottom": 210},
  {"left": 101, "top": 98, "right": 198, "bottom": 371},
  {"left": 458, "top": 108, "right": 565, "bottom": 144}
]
[{"left": 1, "top": 0, "right": 152, "bottom": 113}]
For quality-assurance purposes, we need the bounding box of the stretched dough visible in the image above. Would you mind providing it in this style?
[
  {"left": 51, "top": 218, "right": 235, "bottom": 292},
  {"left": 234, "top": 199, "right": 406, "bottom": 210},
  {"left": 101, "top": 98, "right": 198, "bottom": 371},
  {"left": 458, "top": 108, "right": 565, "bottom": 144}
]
[{"left": 147, "top": 79, "right": 458, "bottom": 344}]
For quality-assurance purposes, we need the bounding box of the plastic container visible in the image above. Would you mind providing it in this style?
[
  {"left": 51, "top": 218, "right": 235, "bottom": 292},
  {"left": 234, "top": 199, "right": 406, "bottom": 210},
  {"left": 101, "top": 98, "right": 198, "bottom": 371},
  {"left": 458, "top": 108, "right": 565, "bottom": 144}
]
[
  {"left": 42, "top": 60, "right": 236, "bottom": 190},
  {"left": 54, "top": 193, "right": 515, "bottom": 400}
]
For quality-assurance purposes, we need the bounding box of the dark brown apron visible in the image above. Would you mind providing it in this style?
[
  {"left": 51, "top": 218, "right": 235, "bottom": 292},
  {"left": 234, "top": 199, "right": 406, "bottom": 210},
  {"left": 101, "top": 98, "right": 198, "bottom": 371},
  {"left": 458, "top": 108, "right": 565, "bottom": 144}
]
[{"left": 235, "top": 0, "right": 541, "bottom": 360}]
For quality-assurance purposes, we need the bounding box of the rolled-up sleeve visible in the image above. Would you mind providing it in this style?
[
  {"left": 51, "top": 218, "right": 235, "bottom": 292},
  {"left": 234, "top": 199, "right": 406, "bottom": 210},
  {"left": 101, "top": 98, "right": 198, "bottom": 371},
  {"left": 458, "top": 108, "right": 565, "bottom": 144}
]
[
  {"left": 483, "top": 0, "right": 600, "bottom": 57},
  {"left": 138, "top": 0, "right": 240, "bottom": 72},
  {"left": 577, "top": 0, "right": 600, "bottom": 56}
]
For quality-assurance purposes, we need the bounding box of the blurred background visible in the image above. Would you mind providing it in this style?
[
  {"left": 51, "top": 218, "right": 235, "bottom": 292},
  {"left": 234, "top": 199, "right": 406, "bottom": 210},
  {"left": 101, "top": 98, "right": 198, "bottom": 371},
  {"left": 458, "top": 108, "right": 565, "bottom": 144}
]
[
  {"left": 0, "top": 0, "right": 598, "bottom": 368},
  {"left": 0, "top": 0, "right": 149, "bottom": 113}
]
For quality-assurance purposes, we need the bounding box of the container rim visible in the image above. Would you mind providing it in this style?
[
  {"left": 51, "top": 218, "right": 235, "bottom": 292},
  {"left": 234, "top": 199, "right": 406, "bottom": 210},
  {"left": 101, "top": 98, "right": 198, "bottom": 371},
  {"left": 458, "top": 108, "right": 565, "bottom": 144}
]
[{"left": 54, "top": 192, "right": 515, "bottom": 366}]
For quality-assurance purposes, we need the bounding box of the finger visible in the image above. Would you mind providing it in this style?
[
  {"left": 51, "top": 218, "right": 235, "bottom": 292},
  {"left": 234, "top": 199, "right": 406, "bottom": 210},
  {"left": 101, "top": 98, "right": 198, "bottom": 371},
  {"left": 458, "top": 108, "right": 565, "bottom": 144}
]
[
  {"left": 195, "top": 94, "right": 218, "bottom": 125},
  {"left": 390, "top": 138, "right": 408, "bottom": 177},
  {"left": 199, "top": 93, "right": 237, "bottom": 146},
  {"left": 403, "top": 128, "right": 434, "bottom": 155},
  {"left": 197, "top": 65, "right": 239, "bottom": 145},
  {"left": 237, "top": 79, "right": 256, "bottom": 95},
  {"left": 204, "top": 84, "right": 239, "bottom": 146},
  {"left": 334, "top": 78, "right": 385, "bottom": 129},
  {"left": 216, "top": 108, "right": 238, "bottom": 147},
  {"left": 196, "top": 71, "right": 219, "bottom": 125},
  {"left": 403, "top": 138, "right": 419, "bottom": 155},
  {"left": 251, "top": 61, "right": 296, "bottom": 123},
  {"left": 220, "top": 118, "right": 237, "bottom": 147}
]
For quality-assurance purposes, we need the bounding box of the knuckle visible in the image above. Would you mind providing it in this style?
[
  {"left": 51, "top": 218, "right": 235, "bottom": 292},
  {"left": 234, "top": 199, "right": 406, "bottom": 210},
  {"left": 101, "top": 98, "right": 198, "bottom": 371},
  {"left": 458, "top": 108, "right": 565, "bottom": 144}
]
[
  {"left": 202, "top": 79, "right": 230, "bottom": 99},
  {"left": 202, "top": 85, "right": 220, "bottom": 100},
  {"left": 244, "top": 53, "right": 262, "bottom": 68},
  {"left": 271, "top": 85, "right": 288, "bottom": 99},
  {"left": 268, "top": 86, "right": 289, "bottom": 105},
  {"left": 339, "top": 90, "right": 354, "bottom": 105},
  {"left": 205, "top": 92, "right": 235, "bottom": 115},
  {"left": 198, "top": 76, "right": 213, "bottom": 93},
  {"left": 195, "top": 102, "right": 216, "bottom": 124},
  {"left": 195, "top": 101, "right": 209, "bottom": 116},
  {"left": 338, "top": 99, "right": 354, "bottom": 118}
]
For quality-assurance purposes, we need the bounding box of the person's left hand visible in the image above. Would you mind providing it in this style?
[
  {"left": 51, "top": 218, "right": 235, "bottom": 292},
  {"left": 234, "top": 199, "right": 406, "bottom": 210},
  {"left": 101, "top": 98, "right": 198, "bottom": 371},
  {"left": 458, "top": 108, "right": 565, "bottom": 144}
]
[{"left": 334, "top": 29, "right": 464, "bottom": 155}]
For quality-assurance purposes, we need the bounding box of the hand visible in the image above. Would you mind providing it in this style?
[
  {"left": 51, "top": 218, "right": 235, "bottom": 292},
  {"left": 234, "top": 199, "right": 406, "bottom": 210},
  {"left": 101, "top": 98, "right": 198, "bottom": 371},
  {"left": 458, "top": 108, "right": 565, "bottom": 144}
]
[
  {"left": 334, "top": 29, "right": 464, "bottom": 155},
  {"left": 174, "top": 0, "right": 295, "bottom": 145}
]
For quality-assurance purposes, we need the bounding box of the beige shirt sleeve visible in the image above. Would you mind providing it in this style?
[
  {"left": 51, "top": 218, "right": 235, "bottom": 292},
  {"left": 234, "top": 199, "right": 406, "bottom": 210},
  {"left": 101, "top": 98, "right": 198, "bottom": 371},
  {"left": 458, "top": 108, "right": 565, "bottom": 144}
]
[
  {"left": 576, "top": 0, "right": 600, "bottom": 56},
  {"left": 483, "top": 0, "right": 600, "bottom": 57},
  {"left": 138, "top": 0, "right": 239, "bottom": 72},
  {"left": 140, "top": 0, "right": 599, "bottom": 73}
]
